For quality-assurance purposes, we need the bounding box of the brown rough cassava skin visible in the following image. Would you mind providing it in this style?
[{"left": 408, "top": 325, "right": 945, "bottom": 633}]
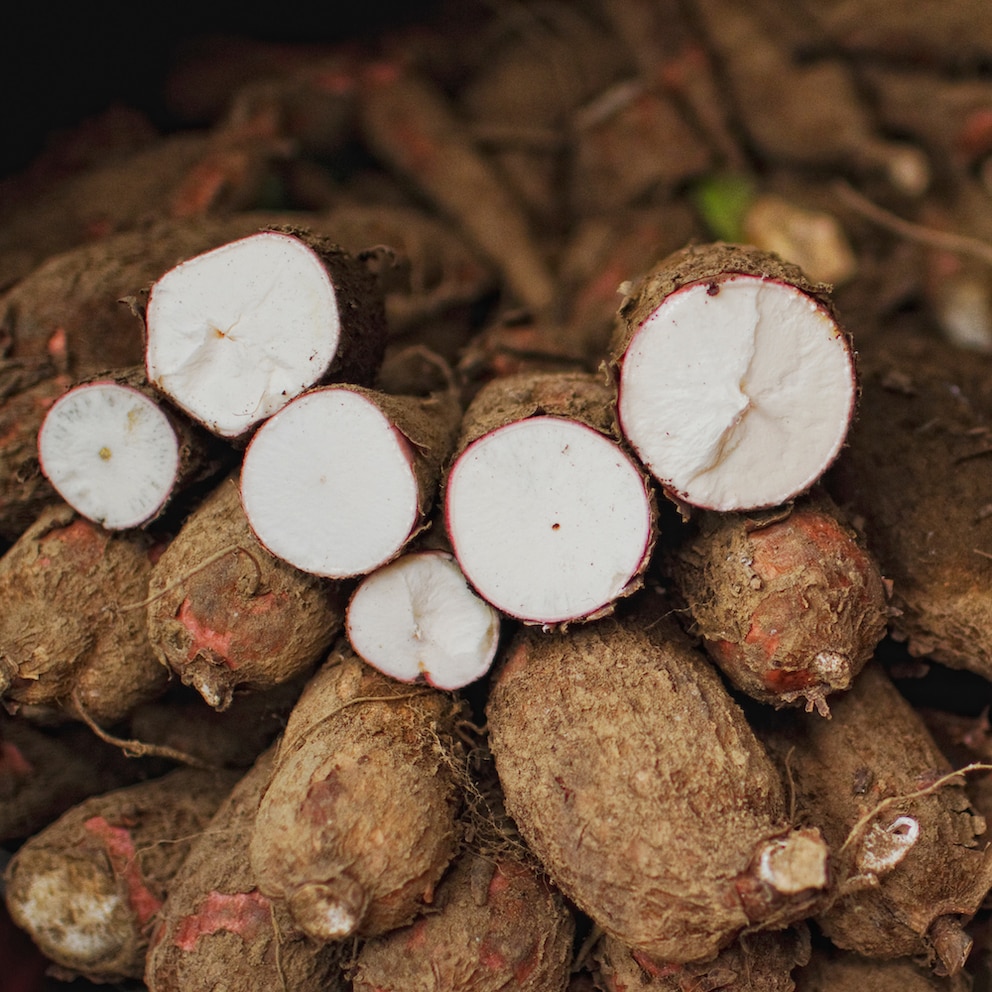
[
  {"left": 0, "top": 364, "right": 71, "bottom": 542},
  {"left": 673, "top": 493, "right": 888, "bottom": 714},
  {"left": 486, "top": 609, "right": 828, "bottom": 964},
  {"left": 826, "top": 331, "right": 992, "bottom": 681},
  {"left": 608, "top": 242, "right": 839, "bottom": 369},
  {"left": 4, "top": 767, "right": 238, "bottom": 982},
  {"left": 147, "top": 474, "right": 346, "bottom": 711},
  {"left": 351, "top": 848, "right": 575, "bottom": 992},
  {"left": 793, "top": 947, "right": 973, "bottom": 992},
  {"left": 145, "top": 747, "right": 348, "bottom": 992},
  {"left": 0, "top": 716, "right": 145, "bottom": 842},
  {"left": 0, "top": 502, "right": 168, "bottom": 724},
  {"left": 753, "top": 662, "right": 992, "bottom": 969},
  {"left": 249, "top": 646, "right": 465, "bottom": 940},
  {"left": 592, "top": 925, "right": 811, "bottom": 992}
]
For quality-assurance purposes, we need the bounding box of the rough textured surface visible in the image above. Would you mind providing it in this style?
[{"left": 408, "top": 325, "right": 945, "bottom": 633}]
[
  {"left": 145, "top": 747, "right": 348, "bottom": 992},
  {"left": 486, "top": 607, "right": 828, "bottom": 964},
  {"left": 673, "top": 494, "right": 887, "bottom": 713},
  {"left": 351, "top": 849, "right": 575, "bottom": 992},
  {"left": 826, "top": 331, "right": 992, "bottom": 680},
  {"left": 0, "top": 502, "right": 168, "bottom": 723},
  {"left": 754, "top": 663, "right": 992, "bottom": 969},
  {"left": 0, "top": 716, "right": 145, "bottom": 842},
  {"left": 249, "top": 646, "right": 465, "bottom": 939},
  {"left": 147, "top": 474, "right": 346, "bottom": 710},
  {"left": 793, "top": 946, "right": 973, "bottom": 992},
  {"left": 4, "top": 767, "right": 237, "bottom": 982},
  {"left": 592, "top": 925, "right": 811, "bottom": 992}
]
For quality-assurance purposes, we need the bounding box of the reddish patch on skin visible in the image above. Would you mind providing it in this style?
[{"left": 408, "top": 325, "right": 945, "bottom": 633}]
[
  {"left": 0, "top": 740, "right": 34, "bottom": 778},
  {"left": 763, "top": 666, "right": 816, "bottom": 693},
  {"left": 44, "top": 518, "right": 106, "bottom": 569},
  {"left": 958, "top": 108, "right": 992, "bottom": 160},
  {"left": 631, "top": 950, "right": 680, "bottom": 980},
  {"left": 404, "top": 917, "right": 429, "bottom": 951},
  {"left": 178, "top": 597, "right": 235, "bottom": 666},
  {"left": 172, "top": 890, "right": 271, "bottom": 951},
  {"left": 84, "top": 816, "right": 163, "bottom": 925},
  {"left": 512, "top": 942, "right": 541, "bottom": 984},
  {"left": 46, "top": 328, "right": 69, "bottom": 365},
  {"left": 363, "top": 60, "right": 402, "bottom": 87},
  {"left": 750, "top": 510, "right": 857, "bottom": 585},
  {"left": 499, "top": 641, "right": 531, "bottom": 681},
  {"left": 303, "top": 770, "right": 345, "bottom": 824},
  {"left": 478, "top": 940, "right": 508, "bottom": 971},
  {"left": 310, "top": 65, "right": 358, "bottom": 95}
]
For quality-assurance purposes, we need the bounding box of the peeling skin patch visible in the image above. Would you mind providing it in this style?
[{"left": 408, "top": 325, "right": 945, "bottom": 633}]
[
  {"left": 145, "top": 232, "right": 341, "bottom": 438},
  {"left": 618, "top": 276, "right": 855, "bottom": 511}
]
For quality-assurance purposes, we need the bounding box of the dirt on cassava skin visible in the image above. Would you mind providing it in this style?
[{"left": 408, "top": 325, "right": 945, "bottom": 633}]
[
  {"left": 826, "top": 331, "right": 992, "bottom": 681},
  {"left": 0, "top": 502, "right": 168, "bottom": 725},
  {"left": 350, "top": 848, "right": 575, "bottom": 992},
  {"left": 672, "top": 492, "right": 888, "bottom": 713},
  {"left": 592, "top": 925, "right": 811, "bottom": 992},
  {"left": 486, "top": 606, "right": 828, "bottom": 965},
  {"left": 146, "top": 473, "right": 347, "bottom": 711},
  {"left": 248, "top": 645, "right": 467, "bottom": 940},
  {"left": 144, "top": 746, "right": 349, "bottom": 992},
  {"left": 751, "top": 662, "right": 992, "bottom": 971},
  {"left": 4, "top": 767, "right": 238, "bottom": 983}
]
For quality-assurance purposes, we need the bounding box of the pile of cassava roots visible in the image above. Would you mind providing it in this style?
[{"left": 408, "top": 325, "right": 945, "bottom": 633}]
[{"left": 4, "top": 1, "right": 992, "bottom": 989}]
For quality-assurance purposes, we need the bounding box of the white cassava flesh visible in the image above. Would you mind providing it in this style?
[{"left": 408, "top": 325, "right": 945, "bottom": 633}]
[
  {"left": 38, "top": 382, "right": 180, "bottom": 529},
  {"left": 445, "top": 417, "right": 652, "bottom": 624},
  {"left": 145, "top": 231, "right": 340, "bottom": 438},
  {"left": 617, "top": 275, "right": 856, "bottom": 511},
  {"left": 240, "top": 388, "right": 419, "bottom": 578},
  {"left": 347, "top": 550, "right": 501, "bottom": 689}
]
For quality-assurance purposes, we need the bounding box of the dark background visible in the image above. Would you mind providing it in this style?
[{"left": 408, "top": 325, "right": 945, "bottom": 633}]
[{"left": 2, "top": 2, "right": 440, "bottom": 177}]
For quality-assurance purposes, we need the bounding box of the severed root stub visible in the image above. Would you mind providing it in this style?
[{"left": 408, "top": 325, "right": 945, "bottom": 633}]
[
  {"left": 144, "top": 228, "right": 386, "bottom": 440},
  {"left": 241, "top": 384, "right": 460, "bottom": 578},
  {"left": 444, "top": 371, "right": 655, "bottom": 626},
  {"left": 38, "top": 367, "right": 225, "bottom": 530},
  {"left": 610, "top": 243, "right": 857, "bottom": 512},
  {"left": 346, "top": 549, "right": 501, "bottom": 690}
]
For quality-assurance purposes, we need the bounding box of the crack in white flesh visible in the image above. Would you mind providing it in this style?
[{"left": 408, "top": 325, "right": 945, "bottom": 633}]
[
  {"left": 145, "top": 232, "right": 340, "bottom": 438},
  {"left": 618, "top": 276, "right": 855, "bottom": 510},
  {"left": 38, "top": 382, "right": 180, "bottom": 529},
  {"left": 445, "top": 417, "right": 652, "bottom": 624},
  {"left": 347, "top": 550, "right": 501, "bottom": 689},
  {"left": 240, "top": 388, "right": 419, "bottom": 578}
]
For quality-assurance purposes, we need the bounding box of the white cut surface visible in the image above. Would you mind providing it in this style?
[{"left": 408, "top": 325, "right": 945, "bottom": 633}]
[
  {"left": 145, "top": 231, "right": 340, "bottom": 438},
  {"left": 18, "top": 865, "right": 125, "bottom": 964},
  {"left": 38, "top": 382, "right": 180, "bottom": 529},
  {"left": 347, "top": 551, "right": 501, "bottom": 690},
  {"left": 445, "top": 417, "right": 652, "bottom": 624},
  {"left": 617, "top": 276, "right": 856, "bottom": 511},
  {"left": 240, "top": 388, "right": 419, "bottom": 578}
]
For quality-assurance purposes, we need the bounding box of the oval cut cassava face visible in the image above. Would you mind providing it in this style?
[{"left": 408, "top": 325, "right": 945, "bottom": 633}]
[
  {"left": 38, "top": 382, "right": 180, "bottom": 530},
  {"left": 240, "top": 387, "right": 419, "bottom": 578},
  {"left": 445, "top": 416, "right": 653, "bottom": 624},
  {"left": 617, "top": 275, "right": 856, "bottom": 511},
  {"left": 145, "top": 231, "right": 340, "bottom": 438}
]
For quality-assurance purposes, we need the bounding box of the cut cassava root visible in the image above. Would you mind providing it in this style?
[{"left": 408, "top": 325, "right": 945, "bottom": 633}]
[
  {"left": 38, "top": 367, "right": 225, "bottom": 530},
  {"left": 445, "top": 371, "right": 655, "bottom": 625},
  {"left": 145, "top": 228, "right": 386, "bottom": 440},
  {"left": 346, "top": 549, "right": 501, "bottom": 690},
  {"left": 241, "top": 383, "right": 460, "bottom": 579},
  {"left": 611, "top": 243, "right": 857, "bottom": 511}
]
